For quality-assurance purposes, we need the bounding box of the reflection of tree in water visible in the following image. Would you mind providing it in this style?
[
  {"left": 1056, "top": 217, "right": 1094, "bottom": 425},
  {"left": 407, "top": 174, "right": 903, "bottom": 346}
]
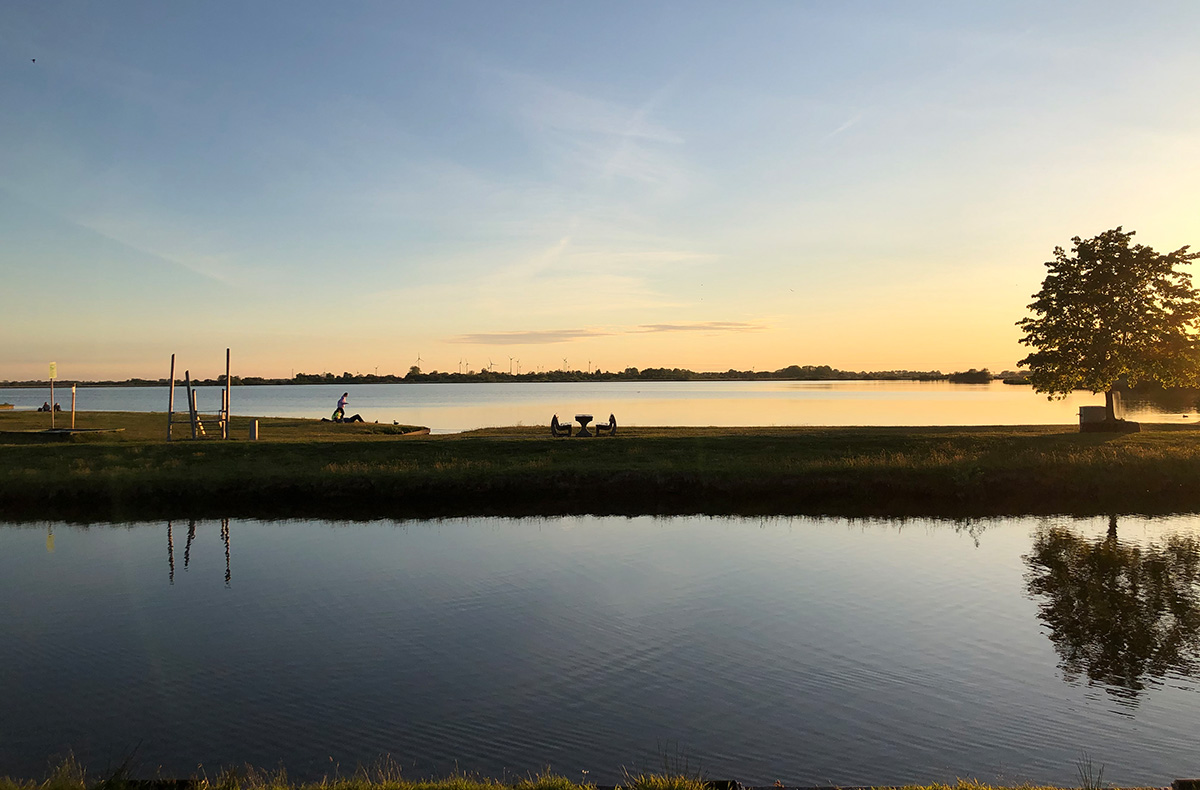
[
  {"left": 1025, "top": 516, "right": 1200, "bottom": 700},
  {"left": 951, "top": 518, "right": 989, "bottom": 547}
]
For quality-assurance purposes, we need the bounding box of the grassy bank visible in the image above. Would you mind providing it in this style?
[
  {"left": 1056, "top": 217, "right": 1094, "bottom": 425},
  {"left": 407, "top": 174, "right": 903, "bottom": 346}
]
[
  {"left": 0, "top": 761, "right": 1152, "bottom": 790},
  {"left": 4, "top": 411, "right": 1200, "bottom": 520},
  {"left": 0, "top": 763, "right": 719, "bottom": 790}
]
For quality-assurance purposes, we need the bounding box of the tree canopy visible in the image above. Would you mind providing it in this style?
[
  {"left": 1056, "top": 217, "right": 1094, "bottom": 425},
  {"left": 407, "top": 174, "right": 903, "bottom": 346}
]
[{"left": 1017, "top": 227, "right": 1200, "bottom": 401}]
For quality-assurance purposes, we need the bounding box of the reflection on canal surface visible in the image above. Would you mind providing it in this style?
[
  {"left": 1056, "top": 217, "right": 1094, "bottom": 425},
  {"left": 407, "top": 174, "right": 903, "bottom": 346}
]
[
  {"left": 1025, "top": 516, "right": 1200, "bottom": 700},
  {"left": 165, "top": 519, "right": 232, "bottom": 585},
  {"left": 3, "top": 515, "right": 1200, "bottom": 787}
]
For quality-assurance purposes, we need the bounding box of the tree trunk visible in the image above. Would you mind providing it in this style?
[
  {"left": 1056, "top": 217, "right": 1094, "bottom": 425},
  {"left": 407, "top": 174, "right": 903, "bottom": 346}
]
[{"left": 1105, "top": 389, "right": 1117, "bottom": 422}]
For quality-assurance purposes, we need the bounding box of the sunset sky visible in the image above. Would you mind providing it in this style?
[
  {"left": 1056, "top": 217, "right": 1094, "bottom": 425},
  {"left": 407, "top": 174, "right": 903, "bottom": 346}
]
[{"left": 3, "top": 1, "right": 1199, "bottom": 380}]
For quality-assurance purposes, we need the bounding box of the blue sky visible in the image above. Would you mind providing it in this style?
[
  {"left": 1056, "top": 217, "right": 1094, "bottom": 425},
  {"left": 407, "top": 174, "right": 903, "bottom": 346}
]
[{"left": 3, "top": 1, "right": 1199, "bottom": 379}]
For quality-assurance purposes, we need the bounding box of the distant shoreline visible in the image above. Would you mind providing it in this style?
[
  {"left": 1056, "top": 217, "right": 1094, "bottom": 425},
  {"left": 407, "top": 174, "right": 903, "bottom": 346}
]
[{"left": 0, "top": 365, "right": 1007, "bottom": 388}]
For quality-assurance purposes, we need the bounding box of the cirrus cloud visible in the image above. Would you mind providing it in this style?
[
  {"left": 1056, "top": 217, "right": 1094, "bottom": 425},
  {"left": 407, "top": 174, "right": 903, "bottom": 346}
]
[
  {"left": 450, "top": 328, "right": 613, "bottom": 345},
  {"left": 450, "top": 321, "right": 765, "bottom": 345},
  {"left": 632, "top": 321, "right": 764, "bottom": 334}
]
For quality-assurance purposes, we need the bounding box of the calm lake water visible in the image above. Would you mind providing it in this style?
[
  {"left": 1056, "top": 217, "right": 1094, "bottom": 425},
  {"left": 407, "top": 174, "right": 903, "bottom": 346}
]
[
  {"left": 3, "top": 380, "right": 1197, "bottom": 433},
  {"left": 3, "top": 515, "right": 1199, "bottom": 785}
]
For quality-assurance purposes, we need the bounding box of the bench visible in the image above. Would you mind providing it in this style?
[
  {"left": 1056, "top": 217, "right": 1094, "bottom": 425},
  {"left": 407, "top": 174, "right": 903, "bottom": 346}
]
[
  {"left": 550, "top": 414, "right": 572, "bottom": 437},
  {"left": 594, "top": 413, "right": 617, "bottom": 436}
]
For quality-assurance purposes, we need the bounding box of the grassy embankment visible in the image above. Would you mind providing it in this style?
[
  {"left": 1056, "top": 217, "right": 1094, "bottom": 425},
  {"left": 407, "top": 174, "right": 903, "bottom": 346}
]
[
  {"left": 4, "top": 410, "right": 1200, "bottom": 520},
  {"left": 0, "top": 760, "right": 1155, "bottom": 790}
]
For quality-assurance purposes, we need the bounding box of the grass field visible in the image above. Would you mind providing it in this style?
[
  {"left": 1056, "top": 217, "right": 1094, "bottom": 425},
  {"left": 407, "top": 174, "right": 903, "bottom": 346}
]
[
  {"left": 4, "top": 410, "right": 1200, "bottom": 521},
  {"left": 0, "top": 757, "right": 1158, "bottom": 790}
]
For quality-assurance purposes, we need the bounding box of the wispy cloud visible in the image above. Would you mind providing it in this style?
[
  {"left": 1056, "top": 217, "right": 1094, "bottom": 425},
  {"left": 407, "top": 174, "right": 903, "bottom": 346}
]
[
  {"left": 491, "top": 228, "right": 714, "bottom": 284},
  {"left": 450, "top": 321, "right": 765, "bottom": 345},
  {"left": 500, "top": 71, "right": 682, "bottom": 144},
  {"left": 450, "top": 328, "right": 612, "bottom": 345},
  {"left": 489, "top": 68, "right": 691, "bottom": 192},
  {"left": 73, "top": 212, "right": 254, "bottom": 286},
  {"left": 824, "top": 113, "right": 864, "bottom": 140},
  {"left": 633, "top": 321, "right": 765, "bottom": 334}
]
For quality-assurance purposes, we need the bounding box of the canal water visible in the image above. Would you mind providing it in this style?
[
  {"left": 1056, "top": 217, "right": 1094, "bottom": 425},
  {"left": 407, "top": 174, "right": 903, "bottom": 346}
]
[
  {"left": 2, "top": 515, "right": 1198, "bottom": 785},
  {"left": 3, "top": 380, "right": 1199, "bottom": 433}
]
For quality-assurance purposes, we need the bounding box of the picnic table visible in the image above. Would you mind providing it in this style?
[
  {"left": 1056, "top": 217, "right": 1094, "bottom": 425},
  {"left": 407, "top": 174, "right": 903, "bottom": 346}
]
[{"left": 551, "top": 413, "right": 615, "bottom": 437}]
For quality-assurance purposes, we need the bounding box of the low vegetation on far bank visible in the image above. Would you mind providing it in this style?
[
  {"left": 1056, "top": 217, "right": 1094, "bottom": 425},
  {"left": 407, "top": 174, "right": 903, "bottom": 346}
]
[
  {"left": 4, "top": 411, "right": 1200, "bottom": 521},
  {"left": 0, "top": 363, "right": 1014, "bottom": 388}
]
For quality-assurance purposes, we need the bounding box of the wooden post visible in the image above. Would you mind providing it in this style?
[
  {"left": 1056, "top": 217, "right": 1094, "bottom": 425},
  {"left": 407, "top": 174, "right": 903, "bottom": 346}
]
[
  {"left": 71, "top": 384, "right": 76, "bottom": 430},
  {"left": 167, "top": 354, "right": 176, "bottom": 441},
  {"left": 191, "top": 390, "right": 200, "bottom": 438},
  {"left": 185, "top": 370, "right": 197, "bottom": 439},
  {"left": 223, "top": 348, "right": 231, "bottom": 440}
]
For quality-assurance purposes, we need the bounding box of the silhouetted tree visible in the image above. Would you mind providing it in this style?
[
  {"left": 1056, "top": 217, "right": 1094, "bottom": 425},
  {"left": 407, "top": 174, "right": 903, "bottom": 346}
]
[
  {"left": 948, "top": 368, "right": 992, "bottom": 384},
  {"left": 1024, "top": 518, "right": 1200, "bottom": 701},
  {"left": 1017, "top": 227, "right": 1200, "bottom": 420}
]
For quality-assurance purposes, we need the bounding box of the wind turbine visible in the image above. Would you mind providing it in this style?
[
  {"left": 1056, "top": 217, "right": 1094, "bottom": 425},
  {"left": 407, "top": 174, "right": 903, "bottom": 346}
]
[
  {"left": 508, "top": 356, "right": 514, "bottom": 374},
  {"left": 562, "top": 358, "right": 569, "bottom": 372},
  {"left": 488, "top": 358, "right": 494, "bottom": 372},
  {"left": 415, "top": 352, "right": 423, "bottom": 369},
  {"left": 516, "top": 359, "right": 521, "bottom": 375}
]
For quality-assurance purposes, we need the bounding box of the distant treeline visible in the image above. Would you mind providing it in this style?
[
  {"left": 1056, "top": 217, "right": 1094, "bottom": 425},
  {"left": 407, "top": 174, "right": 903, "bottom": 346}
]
[{"left": 1, "top": 364, "right": 1021, "bottom": 387}]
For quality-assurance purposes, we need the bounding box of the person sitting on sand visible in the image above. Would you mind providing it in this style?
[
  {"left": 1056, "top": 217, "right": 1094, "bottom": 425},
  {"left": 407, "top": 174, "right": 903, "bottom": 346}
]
[
  {"left": 321, "top": 413, "right": 364, "bottom": 423},
  {"left": 53, "top": 403, "right": 61, "bottom": 412},
  {"left": 39, "top": 402, "right": 50, "bottom": 412}
]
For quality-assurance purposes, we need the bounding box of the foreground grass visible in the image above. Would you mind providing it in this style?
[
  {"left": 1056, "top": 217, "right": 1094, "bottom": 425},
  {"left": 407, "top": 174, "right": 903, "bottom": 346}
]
[
  {"left": 4, "top": 411, "right": 1200, "bottom": 520},
  {"left": 0, "top": 761, "right": 1154, "bottom": 790}
]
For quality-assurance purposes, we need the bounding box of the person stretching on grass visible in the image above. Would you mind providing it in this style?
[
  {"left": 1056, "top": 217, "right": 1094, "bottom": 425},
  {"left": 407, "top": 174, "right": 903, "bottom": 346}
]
[{"left": 333, "top": 392, "right": 348, "bottom": 422}]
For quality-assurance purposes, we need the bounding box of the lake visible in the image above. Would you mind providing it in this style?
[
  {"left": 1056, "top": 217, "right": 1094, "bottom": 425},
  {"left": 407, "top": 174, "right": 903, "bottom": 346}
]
[
  {"left": 3, "top": 515, "right": 1199, "bottom": 786},
  {"left": 3, "top": 380, "right": 1197, "bottom": 433}
]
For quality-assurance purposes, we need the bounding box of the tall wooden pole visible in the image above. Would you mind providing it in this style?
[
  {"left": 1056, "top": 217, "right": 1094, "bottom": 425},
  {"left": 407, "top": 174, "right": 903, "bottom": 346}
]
[
  {"left": 185, "top": 370, "right": 197, "bottom": 439},
  {"left": 71, "top": 384, "right": 76, "bottom": 430},
  {"left": 223, "top": 347, "right": 231, "bottom": 440},
  {"left": 167, "top": 354, "right": 176, "bottom": 441},
  {"left": 50, "top": 377, "right": 55, "bottom": 429}
]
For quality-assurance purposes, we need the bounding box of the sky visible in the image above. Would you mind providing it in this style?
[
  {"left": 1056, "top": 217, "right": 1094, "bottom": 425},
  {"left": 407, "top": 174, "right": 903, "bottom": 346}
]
[{"left": 2, "top": 1, "right": 1200, "bottom": 380}]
